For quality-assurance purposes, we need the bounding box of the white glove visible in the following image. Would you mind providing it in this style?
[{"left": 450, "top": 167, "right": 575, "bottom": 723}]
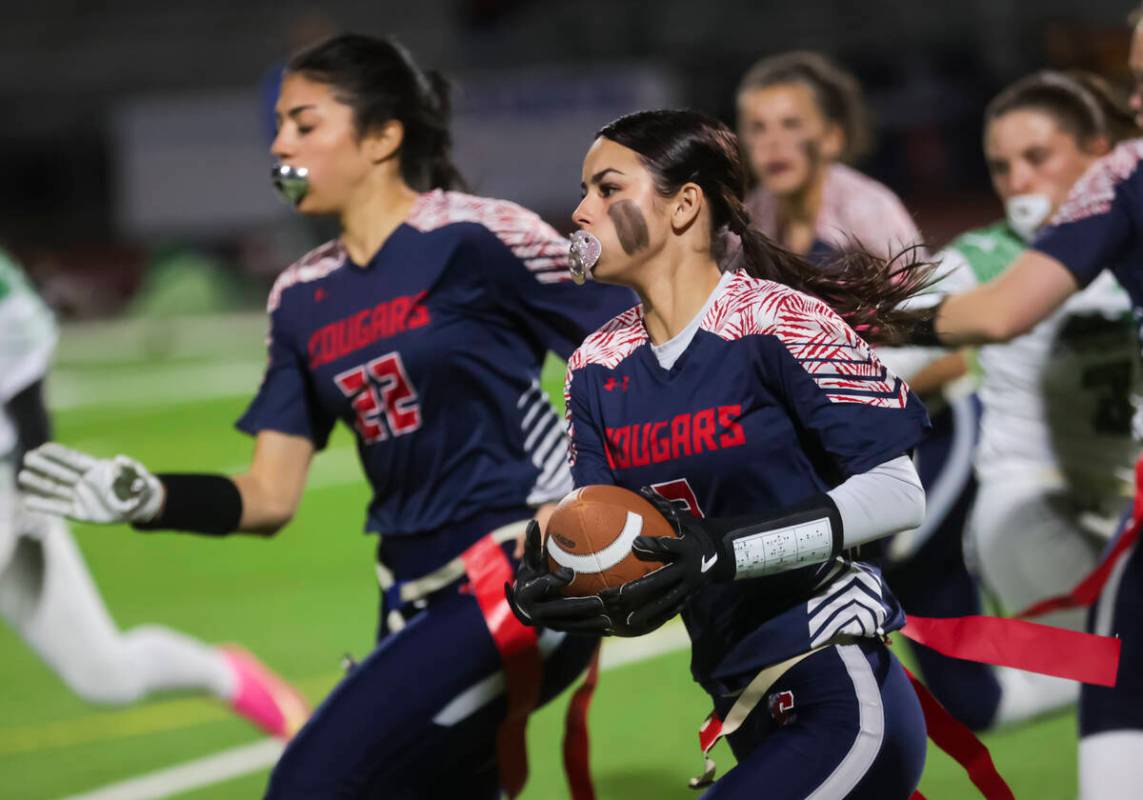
[{"left": 17, "top": 442, "right": 164, "bottom": 524}]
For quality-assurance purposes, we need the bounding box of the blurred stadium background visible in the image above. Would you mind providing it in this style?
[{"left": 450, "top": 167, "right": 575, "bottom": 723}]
[{"left": 0, "top": 1, "right": 1134, "bottom": 797}]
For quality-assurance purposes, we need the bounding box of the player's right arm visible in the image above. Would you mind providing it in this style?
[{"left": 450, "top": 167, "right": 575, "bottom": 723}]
[
  {"left": 930, "top": 143, "right": 1143, "bottom": 346},
  {"left": 230, "top": 430, "right": 314, "bottom": 534}
]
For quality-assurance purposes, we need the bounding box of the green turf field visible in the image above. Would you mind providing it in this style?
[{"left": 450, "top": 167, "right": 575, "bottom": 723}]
[{"left": 0, "top": 346, "right": 1079, "bottom": 798}]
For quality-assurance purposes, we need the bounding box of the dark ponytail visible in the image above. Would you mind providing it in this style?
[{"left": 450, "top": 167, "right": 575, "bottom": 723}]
[
  {"left": 287, "top": 34, "right": 467, "bottom": 192},
  {"left": 598, "top": 110, "right": 932, "bottom": 345}
]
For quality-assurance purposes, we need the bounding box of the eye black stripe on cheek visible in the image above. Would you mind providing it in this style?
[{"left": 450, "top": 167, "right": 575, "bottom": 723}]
[{"left": 608, "top": 200, "right": 650, "bottom": 255}]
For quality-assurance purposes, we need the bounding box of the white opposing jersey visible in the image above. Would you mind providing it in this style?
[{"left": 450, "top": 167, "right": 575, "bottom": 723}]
[
  {"left": 941, "top": 222, "right": 1139, "bottom": 499},
  {"left": 0, "top": 250, "right": 56, "bottom": 458}
]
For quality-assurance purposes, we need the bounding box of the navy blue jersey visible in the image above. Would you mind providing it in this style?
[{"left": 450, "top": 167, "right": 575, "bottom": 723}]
[
  {"left": 238, "top": 190, "right": 633, "bottom": 537},
  {"left": 564, "top": 270, "right": 928, "bottom": 694},
  {"left": 1034, "top": 140, "right": 1143, "bottom": 332}
]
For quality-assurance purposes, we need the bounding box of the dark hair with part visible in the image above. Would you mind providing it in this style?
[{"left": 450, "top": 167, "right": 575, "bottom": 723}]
[
  {"left": 286, "top": 33, "right": 467, "bottom": 191},
  {"left": 596, "top": 110, "right": 932, "bottom": 345},
  {"left": 737, "top": 51, "right": 871, "bottom": 164},
  {"left": 986, "top": 69, "right": 1139, "bottom": 148}
]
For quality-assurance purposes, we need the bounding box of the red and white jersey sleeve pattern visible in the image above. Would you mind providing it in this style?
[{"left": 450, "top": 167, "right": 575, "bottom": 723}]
[
  {"left": 408, "top": 189, "right": 572, "bottom": 284},
  {"left": 703, "top": 272, "right": 908, "bottom": 409}
]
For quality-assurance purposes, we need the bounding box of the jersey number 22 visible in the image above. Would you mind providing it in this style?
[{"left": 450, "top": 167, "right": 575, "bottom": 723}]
[{"left": 335, "top": 352, "right": 423, "bottom": 443}]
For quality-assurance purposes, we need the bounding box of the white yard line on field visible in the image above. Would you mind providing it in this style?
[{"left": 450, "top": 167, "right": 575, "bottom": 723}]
[
  {"left": 61, "top": 624, "right": 692, "bottom": 800},
  {"left": 62, "top": 740, "right": 286, "bottom": 800}
]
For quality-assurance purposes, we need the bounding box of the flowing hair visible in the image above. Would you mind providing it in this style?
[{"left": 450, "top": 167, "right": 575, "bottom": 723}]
[{"left": 597, "top": 110, "right": 934, "bottom": 344}]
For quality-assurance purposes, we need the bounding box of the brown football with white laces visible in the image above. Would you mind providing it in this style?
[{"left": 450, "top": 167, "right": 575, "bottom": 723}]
[{"left": 544, "top": 485, "right": 677, "bottom": 598}]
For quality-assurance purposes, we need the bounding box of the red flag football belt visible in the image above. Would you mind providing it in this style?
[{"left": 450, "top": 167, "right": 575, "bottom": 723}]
[
  {"left": 460, "top": 530, "right": 599, "bottom": 800},
  {"left": 692, "top": 618, "right": 1120, "bottom": 798}
]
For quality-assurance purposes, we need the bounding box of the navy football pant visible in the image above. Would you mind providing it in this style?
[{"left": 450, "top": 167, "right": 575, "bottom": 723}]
[
  {"left": 265, "top": 545, "right": 598, "bottom": 798},
  {"left": 1081, "top": 533, "right": 1143, "bottom": 736},
  {"left": 707, "top": 640, "right": 926, "bottom": 799}
]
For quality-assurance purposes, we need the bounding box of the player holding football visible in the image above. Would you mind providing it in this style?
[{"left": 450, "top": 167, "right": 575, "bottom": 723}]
[
  {"left": 18, "top": 34, "right": 631, "bottom": 798},
  {"left": 0, "top": 250, "right": 308, "bottom": 737},
  {"left": 895, "top": 12, "right": 1143, "bottom": 796},
  {"left": 512, "top": 109, "right": 932, "bottom": 798},
  {"left": 933, "top": 70, "right": 1140, "bottom": 729}
]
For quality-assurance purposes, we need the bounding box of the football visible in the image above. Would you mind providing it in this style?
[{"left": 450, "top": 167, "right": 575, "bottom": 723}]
[{"left": 544, "top": 485, "right": 678, "bottom": 598}]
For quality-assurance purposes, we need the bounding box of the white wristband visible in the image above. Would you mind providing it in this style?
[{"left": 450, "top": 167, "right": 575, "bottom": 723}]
[{"left": 731, "top": 517, "right": 836, "bottom": 579}]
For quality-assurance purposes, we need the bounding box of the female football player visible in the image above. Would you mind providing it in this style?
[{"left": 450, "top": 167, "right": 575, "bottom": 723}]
[
  {"left": 513, "top": 109, "right": 931, "bottom": 798},
  {"left": 19, "top": 34, "right": 630, "bottom": 798},
  {"left": 934, "top": 70, "right": 1139, "bottom": 728},
  {"left": 736, "top": 50, "right": 1000, "bottom": 731},
  {"left": 0, "top": 250, "right": 306, "bottom": 738},
  {"left": 895, "top": 15, "right": 1143, "bottom": 796},
  {"left": 736, "top": 50, "right": 916, "bottom": 260}
]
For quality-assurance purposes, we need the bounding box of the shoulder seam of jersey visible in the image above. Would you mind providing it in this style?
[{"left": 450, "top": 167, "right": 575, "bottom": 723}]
[
  {"left": 701, "top": 270, "right": 908, "bottom": 408},
  {"left": 1052, "top": 139, "right": 1143, "bottom": 226},
  {"left": 406, "top": 189, "right": 572, "bottom": 283},
  {"left": 267, "top": 240, "right": 346, "bottom": 313}
]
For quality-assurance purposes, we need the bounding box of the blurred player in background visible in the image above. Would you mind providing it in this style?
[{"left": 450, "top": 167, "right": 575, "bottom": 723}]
[
  {"left": 904, "top": 11, "right": 1143, "bottom": 795},
  {"left": 0, "top": 250, "right": 307, "bottom": 738},
  {"left": 735, "top": 51, "right": 1000, "bottom": 730},
  {"left": 514, "top": 109, "right": 933, "bottom": 798},
  {"left": 934, "top": 69, "right": 1139, "bottom": 729},
  {"left": 737, "top": 50, "right": 915, "bottom": 259},
  {"left": 20, "top": 33, "right": 631, "bottom": 799}
]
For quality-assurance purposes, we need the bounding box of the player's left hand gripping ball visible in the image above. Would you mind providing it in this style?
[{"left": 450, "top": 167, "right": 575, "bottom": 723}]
[
  {"left": 601, "top": 488, "right": 730, "bottom": 636},
  {"left": 18, "top": 442, "right": 164, "bottom": 524},
  {"left": 505, "top": 520, "right": 614, "bottom": 635}
]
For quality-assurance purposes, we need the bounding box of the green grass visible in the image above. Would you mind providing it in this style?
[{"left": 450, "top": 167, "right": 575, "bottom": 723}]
[{"left": 0, "top": 359, "right": 1080, "bottom": 798}]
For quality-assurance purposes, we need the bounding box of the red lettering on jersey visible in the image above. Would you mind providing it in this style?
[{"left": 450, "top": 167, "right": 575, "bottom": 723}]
[
  {"left": 718, "top": 404, "right": 746, "bottom": 449},
  {"left": 671, "top": 414, "right": 692, "bottom": 459},
  {"left": 649, "top": 420, "right": 670, "bottom": 463},
  {"left": 631, "top": 423, "right": 651, "bottom": 467},
  {"left": 604, "top": 405, "right": 746, "bottom": 470},
  {"left": 351, "top": 309, "right": 370, "bottom": 351},
  {"left": 605, "top": 426, "right": 632, "bottom": 470},
  {"left": 407, "top": 291, "right": 430, "bottom": 329},
  {"left": 308, "top": 293, "right": 432, "bottom": 369},
  {"left": 334, "top": 364, "right": 387, "bottom": 442},
  {"left": 371, "top": 301, "right": 390, "bottom": 340},
  {"left": 391, "top": 297, "right": 410, "bottom": 335},
  {"left": 692, "top": 409, "right": 717, "bottom": 453}
]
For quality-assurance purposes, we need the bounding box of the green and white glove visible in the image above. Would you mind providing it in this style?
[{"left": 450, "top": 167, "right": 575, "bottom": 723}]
[{"left": 18, "top": 442, "right": 164, "bottom": 524}]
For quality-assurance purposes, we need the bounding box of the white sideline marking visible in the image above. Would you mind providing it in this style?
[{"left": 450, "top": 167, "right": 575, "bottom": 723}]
[
  {"left": 62, "top": 739, "right": 285, "bottom": 800},
  {"left": 63, "top": 624, "right": 692, "bottom": 800}
]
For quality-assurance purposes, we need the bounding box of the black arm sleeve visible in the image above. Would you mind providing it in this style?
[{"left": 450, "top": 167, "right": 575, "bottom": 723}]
[{"left": 132, "top": 474, "right": 244, "bottom": 536}]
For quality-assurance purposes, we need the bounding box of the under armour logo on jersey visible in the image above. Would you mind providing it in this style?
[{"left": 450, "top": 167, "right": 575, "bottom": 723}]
[
  {"left": 314, "top": 287, "right": 326, "bottom": 302},
  {"left": 603, "top": 376, "right": 630, "bottom": 392}
]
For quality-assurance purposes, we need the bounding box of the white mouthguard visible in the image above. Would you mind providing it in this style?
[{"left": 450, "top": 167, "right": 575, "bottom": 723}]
[
  {"left": 568, "top": 230, "right": 602, "bottom": 285},
  {"left": 1005, "top": 194, "right": 1052, "bottom": 242}
]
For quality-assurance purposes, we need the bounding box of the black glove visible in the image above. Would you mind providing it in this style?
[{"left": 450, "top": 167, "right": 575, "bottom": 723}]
[
  {"left": 600, "top": 488, "right": 732, "bottom": 636},
  {"left": 505, "top": 519, "right": 614, "bottom": 635}
]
